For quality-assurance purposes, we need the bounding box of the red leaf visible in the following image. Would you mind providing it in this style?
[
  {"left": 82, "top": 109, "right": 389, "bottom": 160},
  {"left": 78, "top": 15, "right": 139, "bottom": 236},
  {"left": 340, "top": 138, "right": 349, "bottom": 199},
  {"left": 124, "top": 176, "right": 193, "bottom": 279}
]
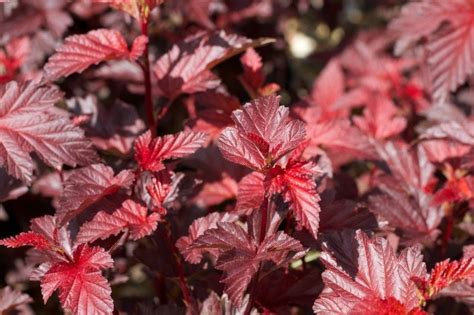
[
  {"left": 390, "top": 0, "right": 474, "bottom": 101},
  {"left": 76, "top": 199, "right": 160, "bottom": 243},
  {"left": 240, "top": 48, "right": 265, "bottom": 90},
  {"left": 134, "top": 129, "right": 208, "bottom": 172},
  {"left": 218, "top": 95, "right": 306, "bottom": 170},
  {"left": 44, "top": 29, "right": 147, "bottom": 81},
  {"left": 144, "top": 169, "right": 184, "bottom": 213},
  {"left": 351, "top": 296, "right": 427, "bottom": 315},
  {"left": 153, "top": 31, "right": 272, "bottom": 99},
  {"left": 40, "top": 244, "right": 114, "bottom": 315},
  {"left": 0, "top": 81, "right": 97, "bottom": 184},
  {"left": 353, "top": 93, "right": 407, "bottom": 139},
  {"left": 235, "top": 171, "right": 265, "bottom": 215},
  {"left": 267, "top": 160, "right": 321, "bottom": 238},
  {"left": 305, "top": 119, "right": 377, "bottom": 161},
  {"left": 176, "top": 212, "right": 239, "bottom": 264},
  {"left": 369, "top": 178, "right": 443, "bottom": 244},
  {"left": 0, "top": 232, "right": 51, "bottom": 250},
  {"left": 309, "top": 59, "right": 346, "bottom": 115},
  {"left": 56, "top": 164, "right": 135, "bottom": 226},
  {"left": 413, "top": 258, "right": 474, "bottom": 300},
  {"left": 313, "top": 230, "right": 427, "bottom": 314},
  {"left": 191, "top": 223, "right": 305, "bottom": 306},
  {"left": 0, "top": 215, "right": 73, "bottom": 257}
]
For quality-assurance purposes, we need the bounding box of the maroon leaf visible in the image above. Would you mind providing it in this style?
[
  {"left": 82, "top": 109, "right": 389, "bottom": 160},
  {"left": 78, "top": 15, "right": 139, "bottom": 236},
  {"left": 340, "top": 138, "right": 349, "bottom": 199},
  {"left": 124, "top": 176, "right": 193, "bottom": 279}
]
[
  {"left": 218, "top": 95, "right": 306, "bottom": 170},
  {"left": 0, "top": 81, "right": 97, "bottom": 184},
  {"left": 176, "top": 212, "right": 239, "bottom": 264},
  {"left": 319, "top": 196, "right": 377, "bottom": 233},
  {"left": 186, "top": 91, "right": 241, "bottom": 139},
  {"left": 313, "top": 230, "right": 427, "bottom": 314},
  {"left": 44, "top": 29, "right": 147, "bottom": 81},
  {"left": 76, "top": 199, "right": 161, "bottom": 243},
  {"left": 369, "top": 179, "right": 442, "bottom": 244},
  {"left": 67, "top": 95, "right": 146, "bottom": 155},
  {"left": 134, "top": 129, "right": 208, "bottom": 172},
  {"left": 56, "top": 164, "right": 135, "bottom": 225},
  {"left": 191, "top": 222, "right": 305, "bottom": 306}
]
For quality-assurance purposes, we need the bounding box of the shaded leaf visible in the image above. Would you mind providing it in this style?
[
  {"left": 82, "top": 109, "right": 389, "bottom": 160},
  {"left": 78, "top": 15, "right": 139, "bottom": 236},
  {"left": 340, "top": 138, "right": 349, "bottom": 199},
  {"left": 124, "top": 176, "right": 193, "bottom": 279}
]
[
  {"left": 0, "top": 81, "right": 97, "bottom": 184},
  {"left": 56, "top": 164, "right": 135, "bottom": 225},
  {"left": 153, "top": 31, "right": 272, "bottom": 99}
]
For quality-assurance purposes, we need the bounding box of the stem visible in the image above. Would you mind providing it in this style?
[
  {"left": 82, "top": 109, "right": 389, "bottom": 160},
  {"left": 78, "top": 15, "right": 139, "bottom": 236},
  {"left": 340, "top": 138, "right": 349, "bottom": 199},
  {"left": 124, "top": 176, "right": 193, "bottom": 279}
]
[
  {"left": 140, "top": 19, "right": 155, "bottom": 135},
  {"left": 156, "top": 97, "right": 174, "bottom": 122},
  {"left": 164, "top": 223, "right": 196, "bottom": 313},
  {"left": 259, "top": 197, "right": 270, "bottom": 244},
  {"left": 108, "top": 230, "right": 129, "bottom": 254}
]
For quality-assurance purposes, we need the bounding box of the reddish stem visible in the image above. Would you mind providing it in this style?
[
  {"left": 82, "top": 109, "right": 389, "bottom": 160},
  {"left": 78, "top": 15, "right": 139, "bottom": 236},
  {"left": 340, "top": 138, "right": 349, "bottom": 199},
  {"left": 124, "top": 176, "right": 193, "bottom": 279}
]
[
  {"left": 441, "top": 213, "right": 454, "bottom": 257},
  {"left": 259, "top": 197, "right": 270, "bottom": 244},
  {"left": 164, "top": 223, "right": 196, "bottom": 313},
  {"left": 140, "top": 20, "right": 155, "bottom": 135}
]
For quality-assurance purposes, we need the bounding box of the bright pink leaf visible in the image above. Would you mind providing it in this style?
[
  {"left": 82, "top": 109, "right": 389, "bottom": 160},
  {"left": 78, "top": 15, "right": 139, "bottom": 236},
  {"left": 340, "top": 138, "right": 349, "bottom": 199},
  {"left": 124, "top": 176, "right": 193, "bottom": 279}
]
[
  {"left": 40, "top": 244, "right": 114, "bottom": 315},
  {"left": 313, "top": 230, "right": 427, "bottom": 314},
  {"left": 44, "top": 29, "right": 147, "bottom": 81},
  {"left": 0, "top": 81, "right": 97, "bottom": 184},
  {"left": 76, "top": 199, "right": 160, "bottom": 243},
  {"left": 134, "top": 129, "right": 208, "bottom": 172},
  {"left": 218, "top": 95, "right": 306, "bottom": 170},
  {"left": 57, "top": 164, "right": 135, "bottom": 226}
]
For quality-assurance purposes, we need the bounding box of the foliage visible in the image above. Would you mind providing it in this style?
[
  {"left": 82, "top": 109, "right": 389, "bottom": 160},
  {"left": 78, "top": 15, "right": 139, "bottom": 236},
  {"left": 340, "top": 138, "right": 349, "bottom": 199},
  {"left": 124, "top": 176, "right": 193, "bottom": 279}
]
[{"left": 0, "top": 0, "right": 474, "bottom": 314}]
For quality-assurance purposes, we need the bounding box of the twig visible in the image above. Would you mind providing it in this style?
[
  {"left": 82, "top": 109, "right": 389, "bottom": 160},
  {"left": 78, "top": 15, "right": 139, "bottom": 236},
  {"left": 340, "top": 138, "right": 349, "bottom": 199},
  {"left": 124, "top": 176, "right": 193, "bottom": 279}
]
[{"left": 140, "top": 19, "right": 155, "bottom": 135}]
